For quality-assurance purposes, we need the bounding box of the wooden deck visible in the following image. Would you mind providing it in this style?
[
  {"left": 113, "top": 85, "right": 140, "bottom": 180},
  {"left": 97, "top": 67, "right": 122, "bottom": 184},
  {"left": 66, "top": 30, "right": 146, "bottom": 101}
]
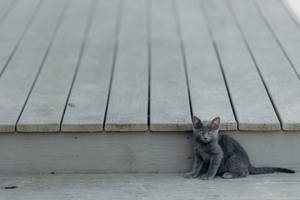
[{"left": 1, "top": 0, "right": 300, "bottom": 133}]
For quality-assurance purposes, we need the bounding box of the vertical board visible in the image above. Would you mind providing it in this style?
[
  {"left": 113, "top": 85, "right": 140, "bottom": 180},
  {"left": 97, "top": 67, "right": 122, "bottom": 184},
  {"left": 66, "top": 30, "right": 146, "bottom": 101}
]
[
  {"left": 0, "top": 0, "right": 67, "bottom": 132},
  {"left": 175, "top": 0, "right": 236, "bottom": 130},
  {"left": 229, "top": 0, "right": 300, "bottom": 130},
  {"left": 105, "top": 0, "right": 148, "bottom": 132},
  {"left": 0, "top": 0, "right": 40, "bottom": 74},
  {"left": 17, "top": 0, "right": 94, "bottom": 132},
  {"left": 61, "top": 0, "right": 120, "bottom": 132},
  {"left": 0, "top": 133, "right": 193, "bottom": 173},
  {"left": 150, "top": 0, "right": 191, "bottom": 131},
  {"left": 201, "top": 0, "right": 280, "bottom": 131},
  {"left": 256, "top": 0, "right": 300, "bottom": 78}
]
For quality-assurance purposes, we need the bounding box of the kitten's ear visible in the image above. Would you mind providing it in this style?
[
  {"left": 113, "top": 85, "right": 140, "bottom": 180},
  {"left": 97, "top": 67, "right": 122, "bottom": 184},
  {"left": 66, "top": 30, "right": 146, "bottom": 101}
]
[
  {"left": 192, "top": 116, "right": 202, "bottom": 129},
  {"left": 211, "top": 117, "right": 220, "bottom": 129}
]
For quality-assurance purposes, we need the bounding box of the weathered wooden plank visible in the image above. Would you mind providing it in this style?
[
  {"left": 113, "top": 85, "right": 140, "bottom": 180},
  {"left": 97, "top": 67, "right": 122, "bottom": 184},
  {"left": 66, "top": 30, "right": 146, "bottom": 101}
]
[
  {"left": 61, "top": 0, "right": 120, "bottom": 132},
  {"left": 0, "top": 0, "right": 67, "bottom": 132},
  {"left": 17, "top": 0, "right": 94, "bottom": 132},
  {"left": 0, "top": 0, "right": 15, "bottom": 24},
  {"left": 256, "top": 0, "right": 300, "bottom": 78},
  {"left": 105, "top": 0, "right": 148, "bottom": 132},
  {"left": 229, "top": 0, "right": 300, "bottom": 130},
  {"left": 150, "top": 0, "right": 191, "bottom": 131},
  {"left": 175, "top": 0, "right": 236, "bottom": 130},
  {"left": 201, "top": 0, "right": 280, "bottom": 131},
  {"left": 0, "top": 0, "right": 41, "bottom": 74}
]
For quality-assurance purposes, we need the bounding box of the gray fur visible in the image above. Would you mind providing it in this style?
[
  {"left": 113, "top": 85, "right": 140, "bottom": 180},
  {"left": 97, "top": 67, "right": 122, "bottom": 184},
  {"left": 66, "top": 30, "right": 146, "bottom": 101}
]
[{"left": 184, "top": 116, "right": 295, "bottom": 180}]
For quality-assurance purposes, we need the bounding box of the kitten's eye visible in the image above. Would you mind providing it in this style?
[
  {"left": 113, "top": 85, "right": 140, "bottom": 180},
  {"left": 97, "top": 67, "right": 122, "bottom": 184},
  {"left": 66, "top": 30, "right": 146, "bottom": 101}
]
[{"left": 208, "top": 129, "right": 214, "bottom": 133}]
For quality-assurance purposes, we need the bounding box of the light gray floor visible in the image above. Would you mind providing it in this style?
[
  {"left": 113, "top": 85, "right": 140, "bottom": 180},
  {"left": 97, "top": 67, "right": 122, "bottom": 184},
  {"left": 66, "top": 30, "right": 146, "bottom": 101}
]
[{"left": 1, "top": 173, "right": 299, "bottom": 200}]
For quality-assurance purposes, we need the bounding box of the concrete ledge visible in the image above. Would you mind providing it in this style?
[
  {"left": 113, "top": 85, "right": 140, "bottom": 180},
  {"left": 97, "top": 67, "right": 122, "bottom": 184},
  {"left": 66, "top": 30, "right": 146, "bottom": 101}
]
[
  {"left": 1, "top": 174, "right": 299, "bottom": 199},
  {"left": 0, "top": 131, "right": 299, "bottom": 173}
]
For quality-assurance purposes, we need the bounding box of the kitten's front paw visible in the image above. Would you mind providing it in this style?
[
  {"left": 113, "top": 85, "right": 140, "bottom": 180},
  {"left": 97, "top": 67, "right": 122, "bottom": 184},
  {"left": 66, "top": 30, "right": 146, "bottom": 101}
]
[
  {"left": 222, "top": 172, "right": 233, "bottom": 179},
  {"left": 200, "top": 174, "right": 214, "bottom": 180},
  {"left": 184, "top": 172, "right": 197, "bottom": 179}
]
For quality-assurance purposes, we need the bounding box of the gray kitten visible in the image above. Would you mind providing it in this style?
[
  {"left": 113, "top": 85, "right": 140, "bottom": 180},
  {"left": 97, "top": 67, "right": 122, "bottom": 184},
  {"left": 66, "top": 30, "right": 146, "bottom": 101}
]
[{"left": 184, "top": 116, "right": 295, "bottom": 180}]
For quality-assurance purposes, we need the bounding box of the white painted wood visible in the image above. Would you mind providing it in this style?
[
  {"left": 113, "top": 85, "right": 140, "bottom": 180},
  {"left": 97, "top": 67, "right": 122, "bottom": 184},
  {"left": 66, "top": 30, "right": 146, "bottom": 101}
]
[
  {"left": 105, "top": 0, "right": 148, "bottom": 132},
  {"left": 230, "top": 0, "right": 300, "bottom": 130},
  {"left": 150, "top": 0, "right": 191, "bottom": 131},
  {"left": 0, "top": 0, "right": 40, "bottom": 73},
  {"left": 0, "top": 132, "right": 299, "bottom": 173},
  {"left": 61, "top": 0, "right": 119, "bottom": 132},
  {"left": 17, "top": 0, "right": 94, "bottom": 132},
  {"left": 0, "top": 0, "right": 66, "bottom": 132},
  {"left": 175, "top": 0, "right": 236, "bottom": 131},
  {"left": 201, "top": 0, "right": 280, "bottom": 131},
  {"left": 257, "top": 0, "right": 300, "bottom": 78}
]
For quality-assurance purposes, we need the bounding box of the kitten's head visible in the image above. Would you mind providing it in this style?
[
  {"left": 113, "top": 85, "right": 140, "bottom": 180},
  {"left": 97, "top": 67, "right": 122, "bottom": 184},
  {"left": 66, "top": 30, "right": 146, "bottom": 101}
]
[{"left": 192, "top": 116, "right": 220, "bottom": 143}]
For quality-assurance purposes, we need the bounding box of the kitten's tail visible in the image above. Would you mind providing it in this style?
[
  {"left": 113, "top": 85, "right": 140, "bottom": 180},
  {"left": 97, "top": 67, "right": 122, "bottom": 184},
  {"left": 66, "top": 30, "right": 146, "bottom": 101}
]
[{"left": 249, "top": 165, "right": 295, "bottom": 175}]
